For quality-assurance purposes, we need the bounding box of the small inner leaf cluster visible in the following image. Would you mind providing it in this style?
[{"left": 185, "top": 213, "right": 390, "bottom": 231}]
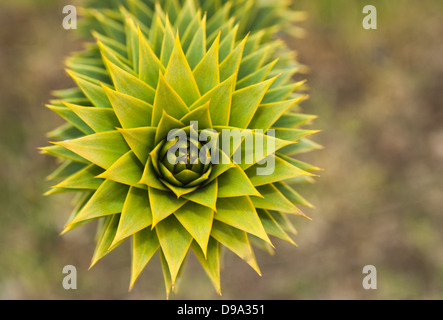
[
  {"left": 42, "top": 0, "right": 321, "bottom": 297},
  {"left": 152, "top": 126, "right": 216, "bottom": 192}
]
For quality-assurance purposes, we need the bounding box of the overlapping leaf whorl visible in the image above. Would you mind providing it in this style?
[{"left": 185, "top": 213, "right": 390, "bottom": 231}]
[
  {"left": 42, "top": 0, "right": 321, "bottom": 296},
  {"left": 82, "top": 0, "right": 307, "bottom": 38}
]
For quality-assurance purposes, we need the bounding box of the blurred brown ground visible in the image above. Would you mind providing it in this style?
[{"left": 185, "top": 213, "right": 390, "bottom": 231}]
[{"left": 0, "top": 0, "right": 442, "bottom": 299}]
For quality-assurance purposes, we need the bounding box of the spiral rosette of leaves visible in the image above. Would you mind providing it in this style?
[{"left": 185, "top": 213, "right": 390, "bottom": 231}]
[{"left": 41, "top": 1, "right": 322, "bottom": 297}]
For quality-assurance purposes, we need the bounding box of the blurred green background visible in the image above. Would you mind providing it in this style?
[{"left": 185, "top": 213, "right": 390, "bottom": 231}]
[{"left": 1, "top": 0, "right": 442, "bottom": 299}]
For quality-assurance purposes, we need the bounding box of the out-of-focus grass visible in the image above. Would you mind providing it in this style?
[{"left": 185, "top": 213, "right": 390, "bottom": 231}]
[{"left": 0, "top": 0, "right": 442, "bottom": 299}]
